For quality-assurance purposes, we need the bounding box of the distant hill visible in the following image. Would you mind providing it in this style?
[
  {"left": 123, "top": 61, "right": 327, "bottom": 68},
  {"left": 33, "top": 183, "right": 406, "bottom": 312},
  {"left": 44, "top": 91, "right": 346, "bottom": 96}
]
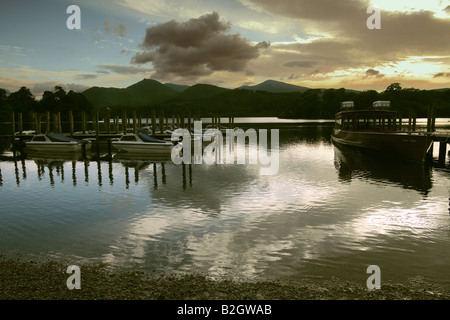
[
  {"left": 164, "top": 83, "right": 190, "bottom": 93},
  {"left": 82, "top": 79, "right": 178, "bottom": 108},
  {"left": 239, "top": 80, "right": 310, "bottom": 93},
  {"left": 177, "top": 84, "right": 230, "bottom": 100}
]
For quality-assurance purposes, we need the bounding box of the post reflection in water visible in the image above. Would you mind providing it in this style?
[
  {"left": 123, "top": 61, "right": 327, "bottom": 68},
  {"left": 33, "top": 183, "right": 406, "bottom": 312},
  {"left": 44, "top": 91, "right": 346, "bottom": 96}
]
[{"left": 1, "top": 153, "right": 175, "bottom": 190}]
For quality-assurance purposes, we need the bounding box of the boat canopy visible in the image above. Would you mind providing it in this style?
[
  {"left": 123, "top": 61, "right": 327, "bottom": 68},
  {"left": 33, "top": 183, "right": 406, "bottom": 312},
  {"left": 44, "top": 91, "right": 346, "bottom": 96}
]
[
  {"left": 341, "top": 101, "right": 354, "bottom": 109},
  {"left": 373, "top": 101, "right": 390, "bottom": 108},
  {"left": 137, "top": 133, "right": 167, "bottom": 143},
  {"left": 47, "top": 133, "right": 82, "bottom": 143}
]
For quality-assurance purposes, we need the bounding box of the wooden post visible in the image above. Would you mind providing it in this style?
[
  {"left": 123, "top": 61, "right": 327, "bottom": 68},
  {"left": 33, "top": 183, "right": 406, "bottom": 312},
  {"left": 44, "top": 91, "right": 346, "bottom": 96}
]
[
  {"left": 427, "top": 105, "right": 431, "bottom": 133},
  {"left": 34, "top": 113, "right": 39, "bottom": 134},
  {"left": 133, "top": 110, "right": 137, "bottom": 134},
  {"left": 46, "top": 112, "right": 51, "bottom": 133},
  {"left": 58, "top": 112, "right": 62, "bottom": 133},
  {"left": 412, "top": 109, "right": 416, "bottom": 132},
  {"left": 397, "top": 112, "right": 402, "bottom": 130},
  {"left": 122, "top": 110, "right": 127, "bottom": 134},
  {"left": 438, "top": 141, "right": 447, "bottom": 163},
  {"left": 106, "top": 109, "right": 111, "bottom": 134},
  {"left": 431, "top": 104, "right": 436, "bottom": 132},
  {"left": 172, "top": 114, "right": 175, "bottom": 131},
  {"left": 115, "top": 115, "right": 119, "bottom": 133},
  {"left": 18, "top": 113, "right": 23, "bottom": 135},
  {"left": 11, "top": 112, "right": 15, "bottom": 136},
  {"left": 69, "top": 110, "right": 74, "bottom": 137},
  {"left": 152, "top": 109, "right": 157, "bottom": 137},
  {"left": 160, "top": 108, "right": 164, "bottom": 133},
  {"left": 95, "top": 113, "right": 100, "bottom": 156},
  {"left": 81, "top": 111, "right": 86, "bottom": 134}
]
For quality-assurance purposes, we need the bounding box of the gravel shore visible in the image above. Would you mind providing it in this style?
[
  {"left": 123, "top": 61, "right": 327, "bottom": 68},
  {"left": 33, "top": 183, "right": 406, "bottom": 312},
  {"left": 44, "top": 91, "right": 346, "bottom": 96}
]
[{"left": 1, "top": 254, "right": 448, "bottom": 300}]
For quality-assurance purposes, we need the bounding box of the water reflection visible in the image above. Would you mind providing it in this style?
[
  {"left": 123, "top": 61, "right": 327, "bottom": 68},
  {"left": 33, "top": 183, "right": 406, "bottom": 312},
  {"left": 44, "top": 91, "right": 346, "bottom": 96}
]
[{"left": 333, "top": 145, "right": 433, "bottom": 195}]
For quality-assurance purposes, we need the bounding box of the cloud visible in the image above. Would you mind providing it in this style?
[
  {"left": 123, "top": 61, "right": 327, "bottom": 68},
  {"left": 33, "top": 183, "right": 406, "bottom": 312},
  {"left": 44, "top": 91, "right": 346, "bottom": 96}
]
[
  {"left": 103, "top": 20, "right": 127, "bottom": 38},
  {"left": 242, "top": 0, "right": 450, "bottom": 77},
  {"left": 433, "top": 72, "right": 450, "bottom": 78},
  {"left": 283, "top": 60, "right": 319, "bottom": 68},
  {"left": 131, "top": 12, "right": 270, "bottom": 79},
  {"left": 97, "top": 64, "right": 151, "bottom": 75},
  {"left": 77, "top": 74, "right": 99, "bottom": 80},
  {"left": 365, "top": 68, "right": 384, "bottom": 78},
  {"left": 31, "top": 82, "right": 91, "bottom": 98}
]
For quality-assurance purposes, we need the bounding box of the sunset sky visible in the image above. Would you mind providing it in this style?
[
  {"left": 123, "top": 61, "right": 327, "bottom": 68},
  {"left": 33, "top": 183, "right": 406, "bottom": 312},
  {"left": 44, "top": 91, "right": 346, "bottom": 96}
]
[{"left": 1, "top": 0, "right": 449, "bottom": 97}]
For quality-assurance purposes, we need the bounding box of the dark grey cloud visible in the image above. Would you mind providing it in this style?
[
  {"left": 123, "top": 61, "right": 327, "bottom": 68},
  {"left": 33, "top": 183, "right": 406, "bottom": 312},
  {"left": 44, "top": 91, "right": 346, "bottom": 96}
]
[
  {"left": 97, "top": 64, "right": 150, "bottom": 75},
  {"left": 131, "top": 12, "right": 270, "bottom": 78},
  {"left": 365, "top": 68, "right": 383, "bottom": 78},
  {"left": 433, "top": 72, "right": 450, "bottom": 78}
]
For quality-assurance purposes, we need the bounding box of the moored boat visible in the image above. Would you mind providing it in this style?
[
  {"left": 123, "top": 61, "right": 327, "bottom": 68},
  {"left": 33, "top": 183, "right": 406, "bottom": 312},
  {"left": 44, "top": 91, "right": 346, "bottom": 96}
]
[
  {"left": 26, "top": 133, "right": 90, "bottom": 153},
  {"left": 331, "top": 101, "right": 433, "bottom": 162},
  {"left": 112, "top": 132, "right": 173, "bottom": 154}
]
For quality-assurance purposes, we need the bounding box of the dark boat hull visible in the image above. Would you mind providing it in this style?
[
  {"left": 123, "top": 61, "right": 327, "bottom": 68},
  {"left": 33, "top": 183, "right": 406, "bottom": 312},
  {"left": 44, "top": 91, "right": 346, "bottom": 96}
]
[{"left": 331, "top": 129, "right": 433, "bottom": 162}]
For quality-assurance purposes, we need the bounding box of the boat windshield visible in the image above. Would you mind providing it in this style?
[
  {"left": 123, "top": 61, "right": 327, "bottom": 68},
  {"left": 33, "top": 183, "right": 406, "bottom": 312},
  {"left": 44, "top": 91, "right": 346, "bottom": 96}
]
[
  {"left": 47, "top": 134, "right": 82, "bottom": 143},
  {"left": 137, "top": 133, "right": 167, "bottom": 143}
]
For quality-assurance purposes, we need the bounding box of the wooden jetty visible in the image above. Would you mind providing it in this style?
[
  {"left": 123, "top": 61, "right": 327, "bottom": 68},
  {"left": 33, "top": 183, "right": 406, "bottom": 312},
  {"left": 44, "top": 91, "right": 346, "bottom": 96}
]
[{"left": 2, "top": 110, "right": 234, "bottom": 157}]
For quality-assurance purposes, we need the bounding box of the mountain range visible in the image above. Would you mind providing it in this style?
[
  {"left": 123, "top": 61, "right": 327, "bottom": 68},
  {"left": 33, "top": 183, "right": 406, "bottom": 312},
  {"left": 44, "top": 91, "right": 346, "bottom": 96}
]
[{"left": 81, "top": 79, "right": 313, "bottom": 109}]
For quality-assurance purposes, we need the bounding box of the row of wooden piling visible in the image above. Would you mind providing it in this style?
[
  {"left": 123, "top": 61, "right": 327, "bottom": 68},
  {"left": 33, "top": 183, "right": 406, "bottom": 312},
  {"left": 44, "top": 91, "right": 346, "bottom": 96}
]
[{"left": 10, "top": 110, "right": 234, "bottom": 137}]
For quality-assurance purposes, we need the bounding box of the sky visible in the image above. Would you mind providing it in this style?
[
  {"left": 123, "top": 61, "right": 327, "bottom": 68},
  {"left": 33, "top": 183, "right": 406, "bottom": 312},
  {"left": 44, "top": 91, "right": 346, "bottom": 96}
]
[{"left": 1, "top": 0, "right": 449, "bottom": 98}]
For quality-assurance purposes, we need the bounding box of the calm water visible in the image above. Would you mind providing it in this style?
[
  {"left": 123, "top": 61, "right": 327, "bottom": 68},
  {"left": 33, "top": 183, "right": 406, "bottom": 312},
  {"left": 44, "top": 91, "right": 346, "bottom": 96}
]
[{"left": 0, "top": 120, "right": 449, "bottom": 289}]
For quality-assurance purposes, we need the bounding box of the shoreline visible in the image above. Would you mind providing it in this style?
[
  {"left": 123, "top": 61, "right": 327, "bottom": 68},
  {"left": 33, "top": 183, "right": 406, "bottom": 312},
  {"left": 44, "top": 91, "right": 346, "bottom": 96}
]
[{"left": 1, "top": 254, "right": 449, "bottom": 300}]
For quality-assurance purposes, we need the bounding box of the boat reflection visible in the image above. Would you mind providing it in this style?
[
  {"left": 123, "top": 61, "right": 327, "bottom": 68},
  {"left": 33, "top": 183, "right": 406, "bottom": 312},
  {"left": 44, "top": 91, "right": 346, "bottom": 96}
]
[{"left": 334, "top": 144, "right": 432, "bottom": 195}]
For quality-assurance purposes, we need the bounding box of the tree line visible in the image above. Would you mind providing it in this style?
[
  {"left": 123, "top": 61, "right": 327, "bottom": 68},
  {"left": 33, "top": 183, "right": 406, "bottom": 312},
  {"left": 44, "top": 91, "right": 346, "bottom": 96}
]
[
  {"left": 0, "top": 83, "right": 449, "bottom": 122},
  {"left": 0, "top": 86, "right": 93, "bottom": 122}
]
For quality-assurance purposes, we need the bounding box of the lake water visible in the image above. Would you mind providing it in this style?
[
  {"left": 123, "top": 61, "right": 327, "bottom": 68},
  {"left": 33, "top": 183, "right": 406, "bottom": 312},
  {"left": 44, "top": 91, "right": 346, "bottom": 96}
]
[{"left": 0, "top": 118, "right": 449, "bottom": 290}]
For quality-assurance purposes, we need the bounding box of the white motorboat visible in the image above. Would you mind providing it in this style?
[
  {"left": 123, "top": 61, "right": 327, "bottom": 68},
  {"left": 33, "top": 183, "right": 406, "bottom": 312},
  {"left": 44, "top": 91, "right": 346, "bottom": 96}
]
[
  {"left": 112, "top": 133, "right": 173, "bottom": 154},
  {"left": 26, "top": 133, "right": 90, "bottom": 153}
]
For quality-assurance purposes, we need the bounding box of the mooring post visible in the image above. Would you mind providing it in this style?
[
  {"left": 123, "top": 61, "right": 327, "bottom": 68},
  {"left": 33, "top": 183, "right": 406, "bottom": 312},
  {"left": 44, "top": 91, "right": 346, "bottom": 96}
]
[
  {"left": 188, "top": 110, "right": 192, "bottom": 133},
  {"left": 11, "top": 111, "right": 15, "bottom": 135},
  {"left": 95, "top": 113, "right": 100, "bottom": 156},
  {"left": 58, "top": 112, "right": 62, "bottom": 133},
  {"left": 438, "top": 141, "right": 447, "bottom": 163},
  {"left": 172, "top": 114, "right": 175, "bottom": 131},
  {"left": 34, "top": 113, "right": 39, "bottom": 134},
  {"left": 18, "top": 113, "right": 23, "bottom": 135},
  {"left": 81, "top": 111, "right": 86, "bottom": 134},
  {"left": 431, "top": 104, "right": 436, "bottom": 132},
  {"left": 69, "top": 111, "right": 74, "bottom": 137},
  {"left": 159, "top": 108, "right": 164, "bottom": 133},
  {"left": 46, "top": 112, "right": 50, "bottom": 133},
  {"left": 152, "top": 109, "right": 157, "bottom": 137},
  {"left": 106, "top": 109, "right": 111, "bottom": 134},
  {"left": 133, "top": 110, "right": 137, "bottom": 134},
  {"left": 122, "top": 110, "right": 127, "bottom": 134},
  {"left": 181, "top": 112, "right": 185, "bottom": 129}
]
